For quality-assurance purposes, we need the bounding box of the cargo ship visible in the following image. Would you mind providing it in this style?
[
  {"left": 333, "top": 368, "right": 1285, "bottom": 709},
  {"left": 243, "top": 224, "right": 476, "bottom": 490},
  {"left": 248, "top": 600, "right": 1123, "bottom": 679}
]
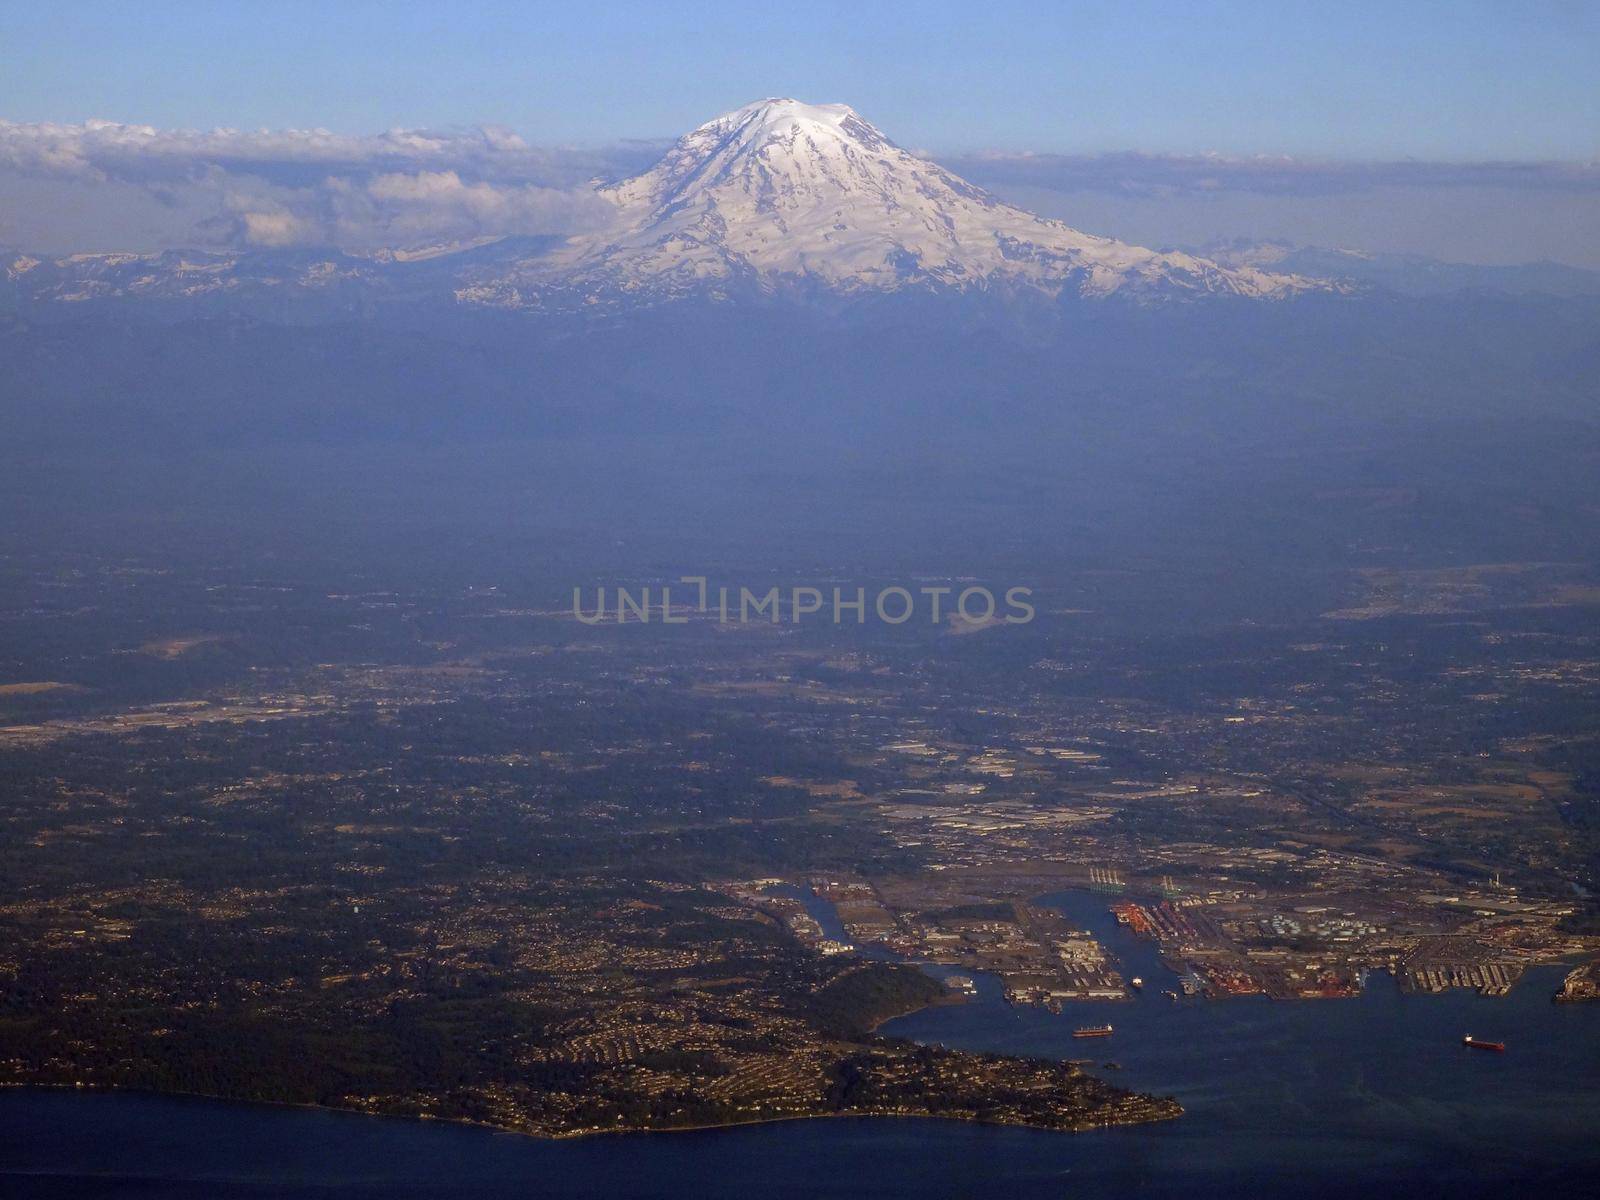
[
  {"left": 1462, "top": 1035, "right": 1505, "bottom": 1052},
  {"left": 1073, "top": 1025, "right": 1114, "bottom": 1038}
]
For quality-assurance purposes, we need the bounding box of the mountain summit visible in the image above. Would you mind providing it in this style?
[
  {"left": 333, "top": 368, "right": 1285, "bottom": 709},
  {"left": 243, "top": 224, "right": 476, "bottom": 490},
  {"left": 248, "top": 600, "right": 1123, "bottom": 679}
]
[{"left": 460, "top": 98, "right": 1331, "bottom": 307}]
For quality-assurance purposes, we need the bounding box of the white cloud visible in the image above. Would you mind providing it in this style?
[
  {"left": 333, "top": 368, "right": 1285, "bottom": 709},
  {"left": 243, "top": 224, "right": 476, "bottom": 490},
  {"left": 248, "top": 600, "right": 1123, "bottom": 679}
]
[
  {"left": 235, "top": 209, "right": 314, "bottom": 247},
  {"left": 0, "top": 118, "right": 640, "bottom": 184}
]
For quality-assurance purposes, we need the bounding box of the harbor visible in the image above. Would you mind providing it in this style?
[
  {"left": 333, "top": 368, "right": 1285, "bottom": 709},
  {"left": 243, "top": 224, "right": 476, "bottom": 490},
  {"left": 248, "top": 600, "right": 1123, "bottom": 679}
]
[{"left": 4, "top": 927, "right": 1596, "bottom": 1198}]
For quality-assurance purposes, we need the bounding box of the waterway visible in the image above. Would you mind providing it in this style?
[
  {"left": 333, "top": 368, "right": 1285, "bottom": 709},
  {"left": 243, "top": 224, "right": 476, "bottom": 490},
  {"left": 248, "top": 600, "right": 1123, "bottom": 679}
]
[{"left": 3, "top": 889, "right": 1597, "bottom": 1198}]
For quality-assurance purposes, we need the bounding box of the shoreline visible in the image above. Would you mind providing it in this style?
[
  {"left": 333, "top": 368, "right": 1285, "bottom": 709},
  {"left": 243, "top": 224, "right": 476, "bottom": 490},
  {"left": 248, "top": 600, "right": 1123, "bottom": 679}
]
[
  {"left": 0, "top": 1079, "right": 1180, "bottom": 1143},
  {"left": 0, "top": 933, "right": 1182, "bottom": 1150}
]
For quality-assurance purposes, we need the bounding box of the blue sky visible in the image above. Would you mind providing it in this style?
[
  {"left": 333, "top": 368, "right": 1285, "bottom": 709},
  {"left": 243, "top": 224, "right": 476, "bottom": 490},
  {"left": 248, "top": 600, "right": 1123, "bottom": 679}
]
[{"left": 3, "top": 0, "right": 1598, "bottom": 159}]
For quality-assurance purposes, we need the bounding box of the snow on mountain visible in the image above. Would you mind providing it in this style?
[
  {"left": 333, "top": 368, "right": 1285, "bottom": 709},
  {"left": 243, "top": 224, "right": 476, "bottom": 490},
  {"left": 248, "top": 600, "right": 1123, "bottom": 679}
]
[{"left": 9, "top": 100, "right": 1338, "bottom": 312}]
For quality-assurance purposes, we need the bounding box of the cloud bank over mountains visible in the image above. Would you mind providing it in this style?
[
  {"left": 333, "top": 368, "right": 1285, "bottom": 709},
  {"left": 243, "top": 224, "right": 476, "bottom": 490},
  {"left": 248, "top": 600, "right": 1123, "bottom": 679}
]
[
  {"left": 0, "top": 119, "right": 659, "bottom": 250},
  {"left": 1, "top": 116, "right": 1595, "bottom": 263}
]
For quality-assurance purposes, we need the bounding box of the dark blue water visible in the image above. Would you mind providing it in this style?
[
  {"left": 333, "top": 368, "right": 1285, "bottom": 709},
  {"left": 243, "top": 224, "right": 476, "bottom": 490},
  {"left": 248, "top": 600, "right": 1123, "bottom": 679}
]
[{"left": 3, "top": 890, "right": 1597, "bottom": 1199}]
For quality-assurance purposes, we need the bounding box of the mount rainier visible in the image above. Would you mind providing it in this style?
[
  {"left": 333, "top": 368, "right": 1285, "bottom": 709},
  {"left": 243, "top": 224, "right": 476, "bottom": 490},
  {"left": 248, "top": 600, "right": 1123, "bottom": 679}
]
[{"left": 454, "top": 98, "right": 1330, "bottom": 307}]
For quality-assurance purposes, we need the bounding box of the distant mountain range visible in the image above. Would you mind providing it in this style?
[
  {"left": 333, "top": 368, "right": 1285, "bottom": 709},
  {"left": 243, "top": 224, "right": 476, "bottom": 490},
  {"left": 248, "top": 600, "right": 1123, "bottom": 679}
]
[
  {"left": 1192, "top": 239, "right": 1600, "bottom": 299},
  {"left": 2, "top": 99, "right": 1351, "bottom": 317},
  {"left": 7, "top": 99, "right": 1598, "bottom": 322}
]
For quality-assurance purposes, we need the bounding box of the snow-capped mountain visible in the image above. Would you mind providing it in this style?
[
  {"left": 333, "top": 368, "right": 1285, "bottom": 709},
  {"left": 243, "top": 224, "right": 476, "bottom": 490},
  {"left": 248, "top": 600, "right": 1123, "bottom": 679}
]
[
  {"left": 7, "top": 99, "right": 1338, "bottom": 314},
  {"left": 455, "top": 98, "right": 1331, "bottom": 308}
]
